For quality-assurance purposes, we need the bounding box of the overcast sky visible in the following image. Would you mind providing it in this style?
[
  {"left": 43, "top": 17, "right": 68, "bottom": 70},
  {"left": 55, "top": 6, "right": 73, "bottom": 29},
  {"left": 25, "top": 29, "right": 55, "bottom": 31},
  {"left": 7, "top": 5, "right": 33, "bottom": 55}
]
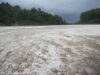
[{"left": 0, "top": 0, "right": 100, "bottom": 23}]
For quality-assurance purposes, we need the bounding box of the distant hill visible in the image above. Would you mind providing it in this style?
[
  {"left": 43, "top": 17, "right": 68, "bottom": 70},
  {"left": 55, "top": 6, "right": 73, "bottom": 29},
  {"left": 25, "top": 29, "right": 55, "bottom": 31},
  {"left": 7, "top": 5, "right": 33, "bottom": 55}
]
[
  {"left": 0, "top": 2, "right": 67, "bottom": 26},
  {"left": 78, "top": 8, "right": 100, "bottom": 24}
]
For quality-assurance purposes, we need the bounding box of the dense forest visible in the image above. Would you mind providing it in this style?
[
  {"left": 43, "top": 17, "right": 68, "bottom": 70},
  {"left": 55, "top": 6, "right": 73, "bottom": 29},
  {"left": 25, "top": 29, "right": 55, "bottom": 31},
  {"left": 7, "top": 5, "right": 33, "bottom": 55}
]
[
  {"left": 0, "top": 2, "right": 100, "bottom": 25},
  {"left": 0, "top": 2, "right": 67, "bottom": 26},
  {"left": 79, "top": 8, "right": 100, "bottom": 24}
]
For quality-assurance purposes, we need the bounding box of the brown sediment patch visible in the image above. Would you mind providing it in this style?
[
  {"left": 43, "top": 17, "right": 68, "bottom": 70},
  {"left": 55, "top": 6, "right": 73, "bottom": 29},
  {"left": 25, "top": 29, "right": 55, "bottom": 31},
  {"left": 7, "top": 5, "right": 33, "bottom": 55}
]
[
  {"left": 86, "top": 35, "right": 100, "bottom": 40},
  {"left": 85, "top": 39, "right": 100, "bottom": 50},
  {"left": 41, "top": 39, "right": 62, "bottom": 48},
  {"left": 35, "top": 55, "right": 48, "bottom": 64},
  {"left": 0, "top": 48, "right": 3, "bottom": 54},
  {"left": 50, "top": 68, "right": 59, "bottom": 74},
  {"left": 60, "top": 57, "right": 69, "bottom": 64},
  {"left": 3, "top": 51, "right": 34, "bottom": 73},
  {"left": 66, "top": 40, "right": 80, "bottom": 46},
  {"left": 62, "top": 48, "right": 77, "bottom": 56},
  {"left": 5, "top": 51, "right": 12, "bottom": 58},
  {"left": 35, "top": 64, "right": 41, "bottom": 68},
  {"left": 41, "top": 49, "right": 49, "bottom": 55},
  {"left": 62, "top": 33, "right": 71, "bottom": 38}
]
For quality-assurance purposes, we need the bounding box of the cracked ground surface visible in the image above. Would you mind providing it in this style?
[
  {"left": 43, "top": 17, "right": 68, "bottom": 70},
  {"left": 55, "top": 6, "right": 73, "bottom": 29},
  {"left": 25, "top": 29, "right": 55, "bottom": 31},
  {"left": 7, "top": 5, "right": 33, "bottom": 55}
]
[{"left": 0, "top": 25, "right": 100, "bottom": 75}]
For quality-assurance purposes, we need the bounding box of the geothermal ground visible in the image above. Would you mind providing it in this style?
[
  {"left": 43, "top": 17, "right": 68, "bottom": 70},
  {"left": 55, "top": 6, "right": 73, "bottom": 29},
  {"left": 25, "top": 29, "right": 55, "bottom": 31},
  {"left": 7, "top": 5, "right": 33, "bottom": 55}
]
[{"left": 0, "top": 25, "right": 100, "bottom": 75}]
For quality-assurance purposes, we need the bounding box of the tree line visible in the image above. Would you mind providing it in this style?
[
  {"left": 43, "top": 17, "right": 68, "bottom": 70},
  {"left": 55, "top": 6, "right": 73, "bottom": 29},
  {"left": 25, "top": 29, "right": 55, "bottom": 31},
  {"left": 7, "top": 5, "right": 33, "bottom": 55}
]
[
  {"left": 79, "top": 8, "right": 100, "bottom": 24},
  {"left": 0, "top": 2, "right": 100, "bottom": 25},
  {"left": 0, "top": 2, "right": 67, "bottom": 26}
]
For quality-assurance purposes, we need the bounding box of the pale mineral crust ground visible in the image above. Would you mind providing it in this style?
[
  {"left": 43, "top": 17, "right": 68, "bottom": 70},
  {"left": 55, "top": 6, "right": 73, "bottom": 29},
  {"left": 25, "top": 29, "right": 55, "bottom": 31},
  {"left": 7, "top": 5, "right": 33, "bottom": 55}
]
[{"left": 0, "top": 25, "right": 100, "bottom": 75}]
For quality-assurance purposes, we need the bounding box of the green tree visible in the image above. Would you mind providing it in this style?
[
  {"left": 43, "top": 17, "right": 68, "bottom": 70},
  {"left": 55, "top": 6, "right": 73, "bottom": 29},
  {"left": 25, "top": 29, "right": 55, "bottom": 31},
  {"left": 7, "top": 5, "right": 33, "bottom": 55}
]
[
  {"left": 0, "top": 2, "right": 67, "bottom": 26},
  {"left": 80, "top": 8, "right": 100, "bottom": 24}
]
